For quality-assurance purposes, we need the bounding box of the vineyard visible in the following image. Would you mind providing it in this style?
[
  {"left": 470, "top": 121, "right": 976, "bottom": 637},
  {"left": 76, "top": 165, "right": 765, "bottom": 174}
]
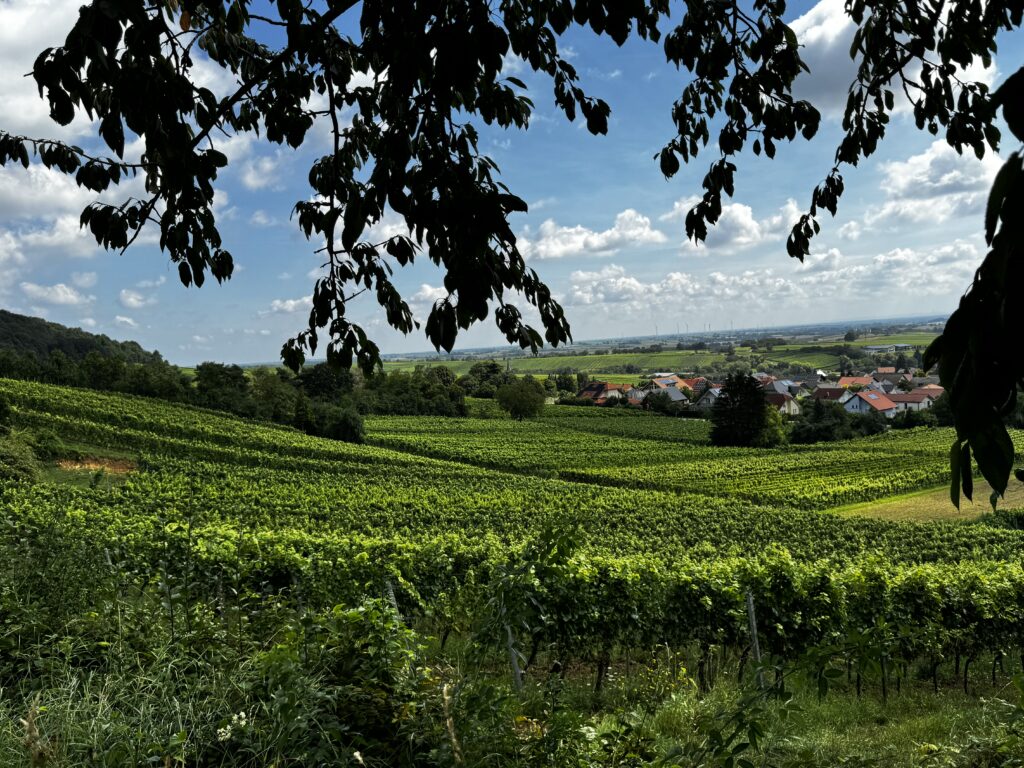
[
  {"left": 366, "top": 414, "right": 1002, "bottom": 509},
  {"left": 2, "top": 378, "right": 1024, "bottom": 765}
]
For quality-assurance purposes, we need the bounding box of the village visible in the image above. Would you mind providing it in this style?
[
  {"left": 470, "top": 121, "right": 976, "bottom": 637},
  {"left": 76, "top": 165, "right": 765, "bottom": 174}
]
[{"left": 576, "top": 347, "right": 944, "bottom": 420}]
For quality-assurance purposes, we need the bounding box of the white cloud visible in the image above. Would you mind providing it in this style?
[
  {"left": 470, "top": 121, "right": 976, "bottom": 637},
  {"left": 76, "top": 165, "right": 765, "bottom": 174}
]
[
  {"left": 365, "top": 209, "right": 412, "bottom": 242},
  {"left": 565, "top": 239, "right": 979, "bottom": 319},
  {"left": 412, "top": 284, "right": 448, "bottom": 303},
  {"left": 278, "top": 272, "right": 292, "bottom": 280},
  {"left": 519, "top": 209, "right": 666, "bottom": 260},
  {"left": 241, "top": 156, "right": 281, "bottom": 190},
  {"left": 267, "top": 295, "right": 312, "bottom": 314},
  {"left": 789, "top": 0, "right": 996, "bottom": 118},
  {"left": 788, "top": 0, "right": 856, "bottom": 116},
  {"left": 71, "top": 271, "right": 97, "bottom": 288},
  {"left": 136, "top": 276, "right": 166, "bottom": 288},
  {"left": 881, "top": 140, "right": 1000, "bottom": 199},
  {"left": 0, "top": 231, "right": 25, "bottom": 266},
  {"left": 20, "top": 281, "right": 93, "bottom": 306},
  {"left": 0, "top": 0, "right": 97, "bottom": 138},
  {"left": 119, "top": 288, "right": 156, "bottom": 309},
  {"left": 79, "top": 317, "right": 96, "bottom": 328},
  {"left": 662, "top": 197, "right": 801, "bottom": 254},
  {"left": 250, "top": 209, "right": 276, "bottom": 227},
  {"left": 17, "top": 215, "right": 99, "bottom": 257},
  {"left": 859, "top": 140, "right": 1000, "bottom": 229},
  {"left": 837, "top": 221, "right": 862, "bottom": 240},
  {"left": 115, "top": 315, "right": 138, "bottom": 328}
]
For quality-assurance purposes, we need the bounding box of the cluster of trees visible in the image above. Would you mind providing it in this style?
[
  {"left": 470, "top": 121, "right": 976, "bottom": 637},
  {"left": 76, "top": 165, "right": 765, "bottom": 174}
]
[
  {"left": 0, "top": 347, "right": 191, "bottom": 401},
  {"left": 182, "top": 362, "right": 472, "bottom": 442},
  {"left": 0, "top": 342, "right": 475, "bottom": 443},
  {"left": 788, "top": 400, "right": 892, "bottom": 444}
]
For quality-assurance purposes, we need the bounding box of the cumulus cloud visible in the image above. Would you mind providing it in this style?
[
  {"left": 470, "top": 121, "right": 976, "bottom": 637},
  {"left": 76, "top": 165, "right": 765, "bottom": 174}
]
[
  {"left": 0, "top": 0, "right": 97, "bottom": 138},
  {"left": 266, "top": 295, "right": 312, "bottom": 314},
  {"left": 788, "top": 0, "right": 997, "bottom": 118},
  {"left": 0, "top": 231, "right": 25, "bottom": 266},
  {"left": 565, "top": 239, "right": 979, "bottom": 319},
  {"left": 115, "top": 315, "right": 138, "bottom": 328},
  {"left": 859, "top": 140, "right": 1001, "bottom": 229},
  {"left": 250, "top": 210, "right": 276, "bottom": 227},
  {"left": 119, "top": 288, "right": 156, "bottom": 309},
  {"left": 412, "top": 284, "right": 448, "bottom": 303},
  {"left": 837, "top": 221, "right": 862, "bottom": 241},
  {"left": 20, "top": 281, "right": 93, "bottom": 306},
  {"left": 662, "top": 197, "right": 801, "bottom": 254},
  {"left": 788, "top": 0, "right": 856, "bottom": 116},
  {"left": 71, "top": 271, "right": 97, "bottom": 288},
  {"left": 365, "top": 209, "right": 412, "bottom": 242},
  {"left": 136, "top": 276, "right": 167, "bottom": 289},
  {"left": 241, "top": 156, "right": 281, "bottom": 190},
  {"left": 519, "top": 209, "right": 666, "bottom": 260},
  {"left": 881, "top": 140, "right": 1000, "bottom": 199},
  {"left": 79, "top": 317, "right": 96, "bottom": 328}
]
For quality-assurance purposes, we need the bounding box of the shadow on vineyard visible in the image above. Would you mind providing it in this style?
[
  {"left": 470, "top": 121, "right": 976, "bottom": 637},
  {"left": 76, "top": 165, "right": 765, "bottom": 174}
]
[{"left": 2, "top": 379, "right": 1024, "bottom": 765}]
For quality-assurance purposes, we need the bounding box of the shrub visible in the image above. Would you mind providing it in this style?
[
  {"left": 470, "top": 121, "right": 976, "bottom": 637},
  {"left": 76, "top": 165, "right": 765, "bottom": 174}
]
[
  {"left": 25, "top": 427, "right": 66, "bottom": 460},
  {"left": 0, "top": 436, "right": 40, "bottom": 483},
  {"left": 315, "top": 404, "right": 365, "bottom": 444},
  {"left": 0, "top": 393, "right": 10, "bottom": 435}
]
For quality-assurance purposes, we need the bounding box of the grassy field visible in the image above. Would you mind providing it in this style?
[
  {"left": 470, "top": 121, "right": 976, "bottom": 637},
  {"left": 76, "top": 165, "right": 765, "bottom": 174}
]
[
  {"left": 381, "top": 331, "right": 937, "bottom": 378},
  {"left": 833, "top": 477, "right": 1024, "bottom": 522}
]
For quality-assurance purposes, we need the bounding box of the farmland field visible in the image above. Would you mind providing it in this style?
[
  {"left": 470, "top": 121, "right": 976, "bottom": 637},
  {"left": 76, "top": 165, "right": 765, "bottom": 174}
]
[
  {"left": 2, "top": 377, "right": 1023, "bottom": 765},
  {"left": 381, "top": 331, "right": 937, "bottom": 379}
]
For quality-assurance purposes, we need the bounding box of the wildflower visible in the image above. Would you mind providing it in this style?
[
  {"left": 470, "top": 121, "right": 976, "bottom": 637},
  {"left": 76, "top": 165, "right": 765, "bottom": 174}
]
[{"left": 217, "top": 726, "right": 233, "bottom": 743}]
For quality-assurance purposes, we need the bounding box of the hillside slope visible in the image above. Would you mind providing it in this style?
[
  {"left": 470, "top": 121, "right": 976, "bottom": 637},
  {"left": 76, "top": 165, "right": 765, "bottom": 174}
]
[{"left": 0, "top": 309, "right": 162, "bottom": 364}]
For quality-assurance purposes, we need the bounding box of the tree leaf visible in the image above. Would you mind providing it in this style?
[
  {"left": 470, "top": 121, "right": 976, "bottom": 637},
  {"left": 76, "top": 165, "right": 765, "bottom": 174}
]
[{"left": 985, "top": 153, "right": 1020, "bottom": 245}]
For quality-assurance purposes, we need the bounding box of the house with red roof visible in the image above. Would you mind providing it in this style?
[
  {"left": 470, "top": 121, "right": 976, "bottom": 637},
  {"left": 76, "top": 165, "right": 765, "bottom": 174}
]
[
  {"left": 812, "top": 387, "right": 853, "bottom": 404},
  {"left": 679, "top": 377, "right": 710, "bottom": 396},
  {"left": 838, "top": 376, "right": 874, "bottom": 389},
  {"left": 578, "top": 381, "right": 633, "bottom": 405},
  {"left": 843, "top": 390, "right": 898, "bottom": 418}
]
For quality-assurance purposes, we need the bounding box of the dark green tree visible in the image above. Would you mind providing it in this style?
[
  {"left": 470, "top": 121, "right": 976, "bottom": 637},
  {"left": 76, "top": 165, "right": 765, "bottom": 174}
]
[
  {"left": 252, "top": 367, "right": 299, "bottom": 422},
  {"left": 790, "top": 400, "right": 853, "bottom": 445},
  {"left": 554, "top": 370, "right": 576, "bottom": 393},
  {"left": 930, "top": 393, "right": 955, "bottom": 427},
  {"left": 710, "top": 373, "right": 769, "bottom": 447},
  {"left": 195, "top": 362, "right": 253, "bottom": 413},
  {"left": 756, "top": 406, "right": 787, "bottom": 448},
  {"left": 81, "top": 351, "right": 126, "bottom": 391},
  {"left": 496, "top": 378, "right": 546, "bottom": 420},
  {"left": 297, "top": 363, "right": 354, "bottom": 402},
  {"left": 315, "top": 403, "right": 365, "bottom": 444}
]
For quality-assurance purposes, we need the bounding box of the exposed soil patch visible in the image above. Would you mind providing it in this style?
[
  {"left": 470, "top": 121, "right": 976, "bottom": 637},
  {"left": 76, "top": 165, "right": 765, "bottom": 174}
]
[{"left": 56, "top": 458, "right": 135, "bottom": 475}]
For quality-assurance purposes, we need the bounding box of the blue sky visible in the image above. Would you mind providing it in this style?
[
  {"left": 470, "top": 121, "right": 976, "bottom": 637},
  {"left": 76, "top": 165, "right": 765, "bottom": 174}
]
[{"left": 0, "top": 0, "right": 1019, "bottom": 364}]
